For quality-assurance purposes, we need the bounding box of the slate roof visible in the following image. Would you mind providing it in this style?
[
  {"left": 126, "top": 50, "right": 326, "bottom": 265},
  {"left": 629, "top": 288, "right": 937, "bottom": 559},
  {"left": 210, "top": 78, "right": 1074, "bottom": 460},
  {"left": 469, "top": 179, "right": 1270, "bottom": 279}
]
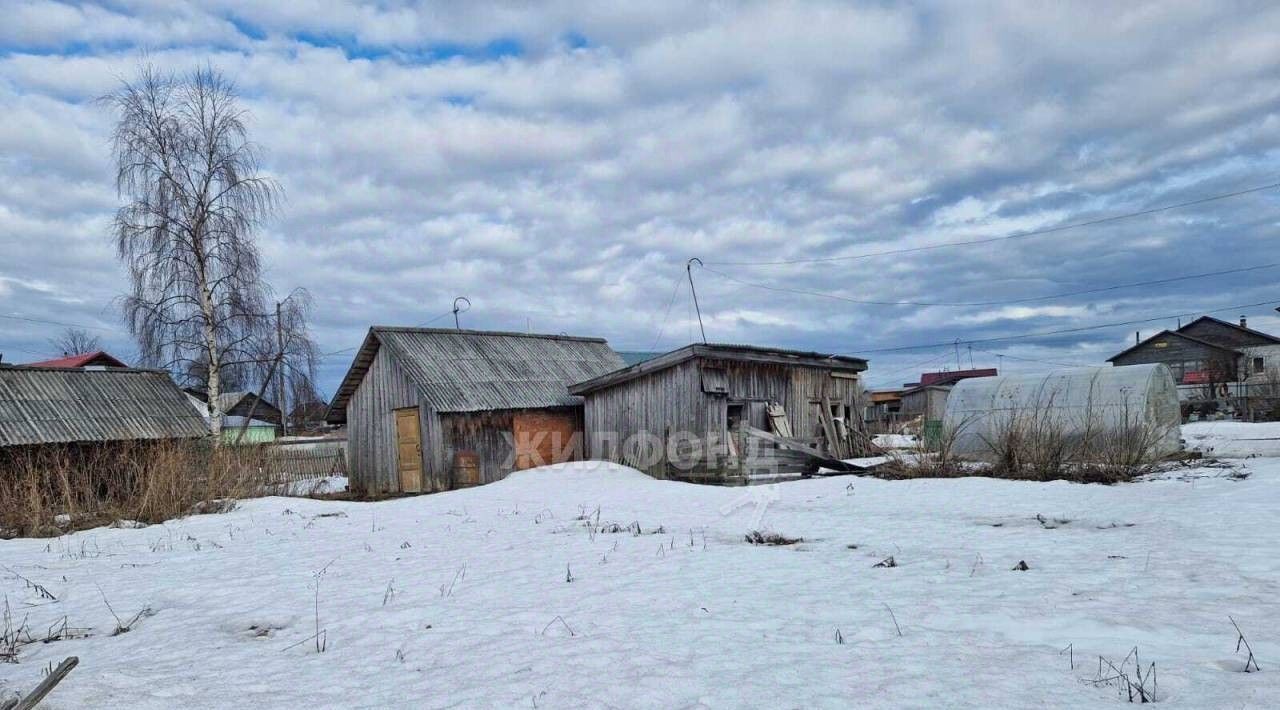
[
  {"left": 0, "top": 365, "right": 209, "bottom": 447},
  {"left": 568, "top": 343, "right": 868, "bottom": 395},
  {"left": 327, "top": 327, "right": 624, "bottom": 423}
]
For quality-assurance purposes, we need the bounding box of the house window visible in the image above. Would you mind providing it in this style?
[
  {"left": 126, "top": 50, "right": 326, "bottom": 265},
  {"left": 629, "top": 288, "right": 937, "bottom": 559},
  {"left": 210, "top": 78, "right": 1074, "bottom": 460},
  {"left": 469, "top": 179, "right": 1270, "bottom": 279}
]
[{"left": 1253, "top": 357, "right": 1265, "bottom": 373}]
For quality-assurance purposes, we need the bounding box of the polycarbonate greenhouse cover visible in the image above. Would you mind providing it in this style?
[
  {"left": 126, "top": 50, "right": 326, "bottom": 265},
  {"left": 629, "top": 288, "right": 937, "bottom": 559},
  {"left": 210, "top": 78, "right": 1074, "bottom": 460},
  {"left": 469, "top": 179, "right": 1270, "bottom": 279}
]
[{"left": 942, "top": 364, "right": 1182, "bottom": 458}]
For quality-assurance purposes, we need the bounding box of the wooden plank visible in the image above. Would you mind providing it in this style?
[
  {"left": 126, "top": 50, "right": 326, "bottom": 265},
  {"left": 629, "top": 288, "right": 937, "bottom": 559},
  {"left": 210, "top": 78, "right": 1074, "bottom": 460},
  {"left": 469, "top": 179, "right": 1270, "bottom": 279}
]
[
  {"left": 766, "top": 402, "right": 793, "bottom": 438},
  {"left": 12, "top": 656, "right": 78, "bottom": 710},
  {"left": 818, "top": 399, "right": 841, "bottom": 458},
  {"left": 743, "top": 425, "right": 865, "bottom": 472}
]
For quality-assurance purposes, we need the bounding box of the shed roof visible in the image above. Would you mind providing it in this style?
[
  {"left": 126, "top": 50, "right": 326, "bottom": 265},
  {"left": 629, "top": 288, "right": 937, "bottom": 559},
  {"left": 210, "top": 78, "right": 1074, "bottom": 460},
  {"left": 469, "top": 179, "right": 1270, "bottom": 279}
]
[
  {"left": 1179, "top": 316, "right": 1280, "bottom": 345},
  {"left": 0, "top": 365, "right": 209, "bottom": 447},
  {"left": 327, "top": 327, "right": 624, "bottom": 423},
  {"left": 1106, "top": 329, "right": 1240, "bottom": 362},
  {"left": 568, "top": 343, "right": 868, "bottom": 395}
]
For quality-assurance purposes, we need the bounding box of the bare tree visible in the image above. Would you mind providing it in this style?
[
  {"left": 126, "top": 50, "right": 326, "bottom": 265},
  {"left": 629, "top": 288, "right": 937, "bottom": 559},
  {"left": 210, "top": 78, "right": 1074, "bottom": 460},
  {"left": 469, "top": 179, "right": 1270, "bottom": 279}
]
[
  {"left": 104, "top": 64, "right": 310, "bottom": 439},
  {"left": 231, "top": 290, "right": 320, "bottom": 442},
  {"left": 49, "top": 328, "right": 102, "bottom": 356}
]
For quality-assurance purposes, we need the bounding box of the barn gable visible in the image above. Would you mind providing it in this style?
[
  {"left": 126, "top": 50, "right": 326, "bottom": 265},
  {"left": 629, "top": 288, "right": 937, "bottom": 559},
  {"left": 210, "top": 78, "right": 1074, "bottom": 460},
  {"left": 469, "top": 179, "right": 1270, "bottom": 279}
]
[
  {"left": 1177, "top": 316, "right": 1280, "bottom": 349},
  {"left": 328, "top": 328, "right": 624, "bottom": 424}
]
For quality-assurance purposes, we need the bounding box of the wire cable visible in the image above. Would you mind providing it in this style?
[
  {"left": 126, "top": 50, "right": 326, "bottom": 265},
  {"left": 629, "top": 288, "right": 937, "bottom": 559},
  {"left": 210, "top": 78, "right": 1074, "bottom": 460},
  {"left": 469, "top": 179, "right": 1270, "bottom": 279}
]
[
  {"left": 0, "top": 313, "right": 117, "bottom": 332},
  {"left": 697, "top": 261, "right": 1280, "bottom": 308},
  {"left": 648, "top": 274, "right": 684, "bottom": 352},
  {"left": 704, "top": 180, "right": 1280, "bottom": 266},
  {"left": 841, "top": 299, "right": 1280, "bottom": 355}
]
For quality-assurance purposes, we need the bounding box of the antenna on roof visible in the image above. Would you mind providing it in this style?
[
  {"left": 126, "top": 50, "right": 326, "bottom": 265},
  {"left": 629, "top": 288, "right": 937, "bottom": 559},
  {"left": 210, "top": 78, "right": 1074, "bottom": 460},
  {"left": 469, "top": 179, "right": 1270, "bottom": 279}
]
[
  {"left": 452, "top": 296, "right": 471, "bottom": 330},
  {"left": 686, "top": 258, "right": 707, "bottom": 344}
]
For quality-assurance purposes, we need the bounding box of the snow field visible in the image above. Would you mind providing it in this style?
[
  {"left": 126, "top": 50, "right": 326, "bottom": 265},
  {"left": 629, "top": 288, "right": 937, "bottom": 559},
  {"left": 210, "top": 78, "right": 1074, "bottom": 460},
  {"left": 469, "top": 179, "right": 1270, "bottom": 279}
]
[{"left": 1, "top": 452, "right": 1279, "bottom": 707}]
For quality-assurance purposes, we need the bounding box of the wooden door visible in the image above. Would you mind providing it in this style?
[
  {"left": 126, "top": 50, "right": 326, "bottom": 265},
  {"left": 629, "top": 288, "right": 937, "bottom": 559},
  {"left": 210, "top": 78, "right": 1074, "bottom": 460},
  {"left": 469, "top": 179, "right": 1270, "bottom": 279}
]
[{"left": 394, "top": 407, "right": 423, "bottom": 493}]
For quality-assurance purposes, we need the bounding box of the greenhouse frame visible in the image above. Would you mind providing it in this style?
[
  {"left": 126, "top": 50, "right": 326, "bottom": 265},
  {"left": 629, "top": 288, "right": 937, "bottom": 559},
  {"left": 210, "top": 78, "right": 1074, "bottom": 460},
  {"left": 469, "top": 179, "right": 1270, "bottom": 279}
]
[{"left": 941, "top": 364, "right": 1182, "bottom": 460}]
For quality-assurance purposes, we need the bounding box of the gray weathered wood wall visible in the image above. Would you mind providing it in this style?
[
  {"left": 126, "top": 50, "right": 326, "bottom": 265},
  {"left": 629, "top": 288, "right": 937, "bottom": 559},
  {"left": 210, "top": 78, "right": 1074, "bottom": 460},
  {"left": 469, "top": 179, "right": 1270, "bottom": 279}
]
[
  {"left": 345, "top": 346, "right": 422, "bottom": 495},
  {"left": 582, "top": 357, "right": 861, "bottom": 478}
]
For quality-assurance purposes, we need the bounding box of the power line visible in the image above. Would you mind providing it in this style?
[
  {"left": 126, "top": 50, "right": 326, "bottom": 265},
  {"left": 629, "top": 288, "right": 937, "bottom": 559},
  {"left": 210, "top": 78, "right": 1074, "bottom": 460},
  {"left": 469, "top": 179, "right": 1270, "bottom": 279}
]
[
  {"left": 0, "top": 313, "right": 118, "bottom": 333},
  {"left": 968, "top": 345, "right": 1091, "bottom": 369},
  {"left": 648, "top": 274, "right": 684, "bottom": 351},
  {"left": 319, "top": 309, "right": 457, "bottom": 358},
  {"left": 705, "top": 180, "right": 1280, "bottom": 266},
  {"left": 864, "top": 350, "right": 955, "bottom": 388},
  {"left": 841, "top": 298, "right": 1280, "bottom": 355},
  {"left": 698, "top": 261, "right": 1280, "bottom": 308}
]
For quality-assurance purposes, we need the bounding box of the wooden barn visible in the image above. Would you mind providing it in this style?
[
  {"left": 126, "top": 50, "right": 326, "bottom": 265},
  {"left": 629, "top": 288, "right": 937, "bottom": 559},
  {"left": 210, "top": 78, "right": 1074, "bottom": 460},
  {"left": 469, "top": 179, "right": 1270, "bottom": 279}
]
[
  {"left": 568, "top": 344, "right": 869, "bottom": 481},
  {"left": 0, "top": 365, "right": 208, "bottom": 456},
  {"left": 325, "top": 327, "right": 624, "bottom": 495}
]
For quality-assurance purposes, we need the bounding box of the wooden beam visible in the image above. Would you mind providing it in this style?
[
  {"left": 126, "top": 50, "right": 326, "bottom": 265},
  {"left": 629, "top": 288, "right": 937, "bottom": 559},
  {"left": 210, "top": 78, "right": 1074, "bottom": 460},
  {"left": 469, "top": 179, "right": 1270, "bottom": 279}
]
[{"left": 11, "top": 656, "right": 78, "bottom": 710}]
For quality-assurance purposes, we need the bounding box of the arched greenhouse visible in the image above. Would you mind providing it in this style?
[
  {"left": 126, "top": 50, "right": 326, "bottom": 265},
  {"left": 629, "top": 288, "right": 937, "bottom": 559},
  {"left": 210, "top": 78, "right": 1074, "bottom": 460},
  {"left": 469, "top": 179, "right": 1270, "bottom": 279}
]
[{"left": 941, "top": 364, "right": 1182, "bottom": 460}]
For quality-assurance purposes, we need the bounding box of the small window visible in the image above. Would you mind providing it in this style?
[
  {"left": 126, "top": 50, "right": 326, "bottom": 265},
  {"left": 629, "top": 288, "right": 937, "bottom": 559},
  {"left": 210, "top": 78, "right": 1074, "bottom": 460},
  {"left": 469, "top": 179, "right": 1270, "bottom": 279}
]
[
  {"left": 700, "top": 367, "right": 729, "bottom": 394},
  {"left": 1254, "top": 357, "right": 1265, "bottom": 373}
]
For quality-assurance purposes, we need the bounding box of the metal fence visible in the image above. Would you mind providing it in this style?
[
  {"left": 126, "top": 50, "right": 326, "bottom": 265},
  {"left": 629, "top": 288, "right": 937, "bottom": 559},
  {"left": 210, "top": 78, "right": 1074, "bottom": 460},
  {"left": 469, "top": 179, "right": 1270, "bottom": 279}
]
[{"left": 1179, "top": 382, "right": 1280, "bottom": 422}]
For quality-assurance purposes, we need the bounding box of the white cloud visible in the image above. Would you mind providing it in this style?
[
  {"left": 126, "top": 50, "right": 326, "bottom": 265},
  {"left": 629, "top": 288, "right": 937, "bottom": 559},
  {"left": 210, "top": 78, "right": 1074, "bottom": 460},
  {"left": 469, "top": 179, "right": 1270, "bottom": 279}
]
[{"left": 1, "top": 2, "right": 1279, "bottom": 391}]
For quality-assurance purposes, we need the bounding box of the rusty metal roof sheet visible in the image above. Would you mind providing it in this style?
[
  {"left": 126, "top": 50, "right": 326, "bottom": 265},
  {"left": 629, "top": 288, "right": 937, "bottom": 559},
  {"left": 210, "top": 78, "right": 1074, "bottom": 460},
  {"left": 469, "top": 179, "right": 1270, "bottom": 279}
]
[
  {"left": 0, "top": 366, "right": 209, "bottom": 447},
  {"left": 327, "top": 327, "right": 624, "bottom": 422}
]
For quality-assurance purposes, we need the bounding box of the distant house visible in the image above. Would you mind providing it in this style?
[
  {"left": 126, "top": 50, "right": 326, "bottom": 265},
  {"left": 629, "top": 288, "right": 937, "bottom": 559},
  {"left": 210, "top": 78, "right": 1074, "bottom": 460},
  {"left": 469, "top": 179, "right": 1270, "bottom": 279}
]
[
  {"left": 186, "top": 389, "right": 283, "bottom": 427},
  {"left": 865, "top": 389, "right": 905, "bottom": 428},
  {"left": 1109, "top": 315, "right": 1280, "bottom": 420},
  {"left": 24, "top": 351, "right": 128, "bottom": 369},
  {"left": 898, "top": 385, "right": 952, "bottom": 422},
  {"left": 909, "top": 368, "right": 999, "bottom": 388},
  {"left": 897, "top": 368, "right": 999, "bottom": 423},
  {"left": 1108, "top": 316, "right": 1280, "bottom": 385},
  {"left": 0, "top": 365, "right": 207, "bottom": 455},
  {"left": 326, "top": 327, "right": 624, "bottom": 495},
  {"left": 184, "top": 393, "right": 276, "bottom": 444},
  {"left": 866, "top": 368, "right": 998, "bottom": 430},
  {"left": 569, "top": 343, "right": 869, "bottom": 480}
]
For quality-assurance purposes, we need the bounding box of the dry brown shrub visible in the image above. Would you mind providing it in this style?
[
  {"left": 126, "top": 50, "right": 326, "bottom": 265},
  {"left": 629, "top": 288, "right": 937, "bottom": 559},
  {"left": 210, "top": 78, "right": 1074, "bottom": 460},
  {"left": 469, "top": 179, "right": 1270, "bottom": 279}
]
[{"left": 0, "top": 440, "right": 272, "bottom": 537}]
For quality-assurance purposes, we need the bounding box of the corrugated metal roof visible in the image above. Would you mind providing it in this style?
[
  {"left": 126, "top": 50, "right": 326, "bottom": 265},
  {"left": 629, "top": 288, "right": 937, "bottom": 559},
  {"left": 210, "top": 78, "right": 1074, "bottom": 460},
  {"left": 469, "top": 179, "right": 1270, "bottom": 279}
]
[
  {"left": 327, "top": 327, "right": 625, "bottom": 422},
  {"left": 568, "top": 343, "right": 868, "bottom": 395},
  {"left": 0, "top": 366, "right": 209, "bottom": 447}
]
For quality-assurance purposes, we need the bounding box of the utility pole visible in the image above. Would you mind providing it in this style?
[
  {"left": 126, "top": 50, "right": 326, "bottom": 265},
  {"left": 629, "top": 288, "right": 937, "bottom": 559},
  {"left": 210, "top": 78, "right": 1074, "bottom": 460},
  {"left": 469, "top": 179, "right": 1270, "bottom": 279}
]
[{"left": 276, "top": 301, "right": 287, "bottom": 438}]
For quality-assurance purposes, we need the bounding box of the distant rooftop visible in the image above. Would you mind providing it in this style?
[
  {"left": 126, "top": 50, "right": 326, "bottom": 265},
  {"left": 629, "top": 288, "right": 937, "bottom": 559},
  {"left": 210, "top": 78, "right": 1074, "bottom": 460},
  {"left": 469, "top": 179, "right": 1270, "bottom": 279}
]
[{"left": 23, "top": 351, "right": 128, "bottom": 369}]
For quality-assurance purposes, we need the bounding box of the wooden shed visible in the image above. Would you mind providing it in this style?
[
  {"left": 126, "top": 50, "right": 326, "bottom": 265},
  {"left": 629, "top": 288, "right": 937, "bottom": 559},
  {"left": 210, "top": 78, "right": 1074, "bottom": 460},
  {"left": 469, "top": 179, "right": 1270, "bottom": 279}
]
[
  {"left": 568, "top": 344, "right": 869, "bottom": 480},
  {"left": 325, "top": 327, "right": 624, "bottom": 495}
]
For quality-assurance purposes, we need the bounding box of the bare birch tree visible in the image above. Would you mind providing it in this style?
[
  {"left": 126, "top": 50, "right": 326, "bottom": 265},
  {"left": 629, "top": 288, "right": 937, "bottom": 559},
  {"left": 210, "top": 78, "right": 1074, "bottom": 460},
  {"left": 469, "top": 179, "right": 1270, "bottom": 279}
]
[
  {"left": 49, "top": 328, "right": 102, "bottom": 356},
  {"left": 105, "top": 64, "right": 312, "bottom": 439}
]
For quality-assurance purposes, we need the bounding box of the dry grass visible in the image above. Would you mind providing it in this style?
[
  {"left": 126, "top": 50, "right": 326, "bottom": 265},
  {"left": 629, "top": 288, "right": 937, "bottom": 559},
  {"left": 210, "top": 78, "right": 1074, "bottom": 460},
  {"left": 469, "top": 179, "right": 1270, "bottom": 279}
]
[
  {"left": 0, "top": 440, "right": 271, "bottom": 538},
  {"left": 880, "top": 405, "right": 1171, "bottom": 484}
]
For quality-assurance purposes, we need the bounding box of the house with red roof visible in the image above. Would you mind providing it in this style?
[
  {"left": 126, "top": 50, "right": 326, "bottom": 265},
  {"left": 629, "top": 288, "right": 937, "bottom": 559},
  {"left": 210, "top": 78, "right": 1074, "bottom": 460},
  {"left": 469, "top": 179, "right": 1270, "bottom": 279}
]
[{"left": 24, "top": 351, "right": 129, "bottom": 369}]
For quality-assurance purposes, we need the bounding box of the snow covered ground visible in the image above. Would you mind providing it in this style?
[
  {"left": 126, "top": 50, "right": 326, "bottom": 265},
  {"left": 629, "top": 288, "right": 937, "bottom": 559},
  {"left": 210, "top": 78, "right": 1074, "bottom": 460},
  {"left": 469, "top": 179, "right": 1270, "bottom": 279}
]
[{"left": 3, "top": 431, "right": 1280, "bottom": 708}]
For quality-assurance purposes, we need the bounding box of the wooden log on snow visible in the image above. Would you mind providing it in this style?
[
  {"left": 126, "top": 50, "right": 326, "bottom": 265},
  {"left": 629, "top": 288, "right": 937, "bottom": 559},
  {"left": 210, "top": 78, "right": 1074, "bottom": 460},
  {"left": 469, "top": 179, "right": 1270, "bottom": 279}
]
[{"left": 10, "top": 656, "right": 79, "bottom": 710}]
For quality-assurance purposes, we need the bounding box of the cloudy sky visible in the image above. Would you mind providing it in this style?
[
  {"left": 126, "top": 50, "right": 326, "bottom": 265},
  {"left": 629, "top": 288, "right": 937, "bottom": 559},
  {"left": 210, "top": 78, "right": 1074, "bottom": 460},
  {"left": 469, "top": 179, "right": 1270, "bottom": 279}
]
[{"left": 3, "top": 1, "right": 1280, "bottom": 395}]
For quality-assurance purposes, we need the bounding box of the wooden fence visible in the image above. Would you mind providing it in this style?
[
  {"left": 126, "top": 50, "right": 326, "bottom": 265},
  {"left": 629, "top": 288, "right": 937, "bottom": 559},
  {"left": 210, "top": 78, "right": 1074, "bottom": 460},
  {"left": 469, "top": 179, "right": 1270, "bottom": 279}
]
[{"left": 255, "top": 441, "right": 347, "bottom": 494}]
